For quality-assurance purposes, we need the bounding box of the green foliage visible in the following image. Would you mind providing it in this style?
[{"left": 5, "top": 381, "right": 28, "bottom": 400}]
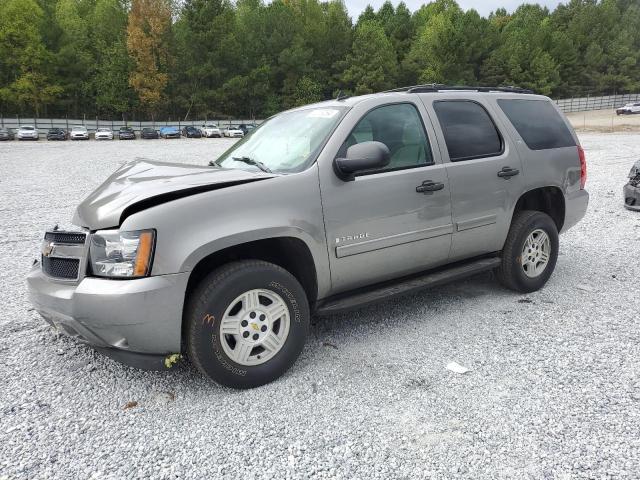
[
  {"left": 2, "top": 0, "right": 640, "bottom": 119},
  {"left": 341, "top": 21, "right": 397, "bottom": 94}
]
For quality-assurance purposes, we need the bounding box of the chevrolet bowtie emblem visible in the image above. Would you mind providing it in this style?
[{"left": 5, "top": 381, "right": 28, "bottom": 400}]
[
  {"left": 42, "top": 243, "right": 54, "bottom": 257},
  {"left": 250, "top": 322, "right": 260, "bottom": 331}
]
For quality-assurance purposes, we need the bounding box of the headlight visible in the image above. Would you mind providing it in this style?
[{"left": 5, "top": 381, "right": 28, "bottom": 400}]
[{"left": 89, "top": 229, "right": 155, "bottom": 278}]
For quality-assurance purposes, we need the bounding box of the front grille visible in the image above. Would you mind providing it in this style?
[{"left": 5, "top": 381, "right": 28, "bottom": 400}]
[
  {"left": 44, "top": 231, "right": 86, "bottom": 244},
  {"left": 42, "top": 256, "right": 80, "bottom": 280}
]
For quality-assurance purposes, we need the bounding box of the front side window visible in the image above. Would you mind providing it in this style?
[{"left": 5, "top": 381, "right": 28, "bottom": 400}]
[
  {"left": 339, "top": 103, "right": 433, "bottom": 172},
  {"left": 215, "top": 107, "right": 347, "bottom": 174},
  {"left": 433, "top": 100, "right": 503, "bottom": 162}
]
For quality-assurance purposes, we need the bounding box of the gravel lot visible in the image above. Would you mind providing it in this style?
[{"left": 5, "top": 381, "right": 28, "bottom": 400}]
[{"left": 1, "top": 135, "right": 639, "bottom": 479}]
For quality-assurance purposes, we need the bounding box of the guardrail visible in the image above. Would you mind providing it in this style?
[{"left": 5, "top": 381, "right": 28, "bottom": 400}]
[
  {"left": 0, "top": 117, "right": 263, "bottom": 133},
  {"left": 554, "top": 93, "right": 640, "bottom": 113}
]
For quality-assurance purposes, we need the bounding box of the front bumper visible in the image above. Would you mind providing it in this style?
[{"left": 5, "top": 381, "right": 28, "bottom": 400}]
[
  {"left": 27, "top": 265, "right": 190, "bottom": 369},
  {"left": 624, "top": 182, "right": 640, "bottom": 211}
]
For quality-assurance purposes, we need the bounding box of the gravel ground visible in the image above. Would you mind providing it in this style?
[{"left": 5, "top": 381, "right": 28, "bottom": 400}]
[{"left": 0, "top": 135, "right": 639, "bottom": 479}]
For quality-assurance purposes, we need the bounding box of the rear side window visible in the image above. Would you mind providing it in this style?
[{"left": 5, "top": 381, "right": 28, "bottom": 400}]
[
  {"left": 497, "top": 99, "right": 575, "bottom": 150},
  {"left": 433, "top": 101, "right": 503, "bottom": 162}
]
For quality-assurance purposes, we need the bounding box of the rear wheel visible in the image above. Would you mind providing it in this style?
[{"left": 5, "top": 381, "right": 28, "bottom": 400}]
[
  {"left": 186, "top": 260, "right": 309, "bottom": 389},
  {"left": 496, "top": 210, "right": 559, "bottom": 293}
]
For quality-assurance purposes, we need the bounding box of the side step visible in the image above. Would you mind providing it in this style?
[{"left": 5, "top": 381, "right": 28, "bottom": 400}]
[{"left": 316, "top": 257, "right": 501, "bottom": 315}]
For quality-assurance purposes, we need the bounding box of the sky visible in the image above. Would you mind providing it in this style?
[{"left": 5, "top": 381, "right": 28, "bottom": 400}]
[{"left": 343, "top": 0, "right": 564, "bottom": 19}]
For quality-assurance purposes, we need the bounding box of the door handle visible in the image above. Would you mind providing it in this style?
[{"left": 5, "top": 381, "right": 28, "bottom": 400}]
[
  {"left": 497, "top": 166, "right": 520, "bottom": 178},
  {"left": 416, "top": 180, "right": 445, "bottom": 194}
]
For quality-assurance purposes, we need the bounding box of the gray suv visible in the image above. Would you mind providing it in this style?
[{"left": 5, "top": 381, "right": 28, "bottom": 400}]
[{"left": 27, "top": 85, "right": 589, "bottom": 389}]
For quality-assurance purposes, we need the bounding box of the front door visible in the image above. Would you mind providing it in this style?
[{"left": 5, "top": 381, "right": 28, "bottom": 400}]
[{"left": 319, "top": 102, "right": 454, "bottom": 294}]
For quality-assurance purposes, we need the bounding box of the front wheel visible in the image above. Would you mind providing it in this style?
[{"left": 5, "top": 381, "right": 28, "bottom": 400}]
[
  {"left": 495, "top": 210, "right": 559, "bottom": 293},
  {"left": 186, "top": 260, "right": 309, "bottom": 389}
]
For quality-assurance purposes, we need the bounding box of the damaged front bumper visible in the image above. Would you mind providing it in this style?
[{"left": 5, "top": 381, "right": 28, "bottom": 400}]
[
  {"left": 624, "top": 162, "right": 640, "bottom": 211},
  {"left": 27, "top": 264, "right": 189, "bottom": 370}
]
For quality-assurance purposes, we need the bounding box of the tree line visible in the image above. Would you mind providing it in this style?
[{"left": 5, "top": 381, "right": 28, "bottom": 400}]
[{"left": 1, "top": 0, "right": 639, "bottom": 120}]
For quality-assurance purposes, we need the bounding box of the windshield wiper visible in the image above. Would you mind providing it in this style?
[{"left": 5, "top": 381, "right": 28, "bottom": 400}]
[{"left": 231, "top": 156, "right": 272, "bottom": 173}]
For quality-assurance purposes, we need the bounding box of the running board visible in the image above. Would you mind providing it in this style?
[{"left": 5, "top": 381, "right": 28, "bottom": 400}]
[{"left": 316, "top": 257, "right": 501, "bottom": 315}]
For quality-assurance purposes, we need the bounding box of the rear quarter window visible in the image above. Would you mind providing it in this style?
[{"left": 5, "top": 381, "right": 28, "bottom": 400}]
[{"left": 497, "top": 99, "right": 576, "bottom": 151}]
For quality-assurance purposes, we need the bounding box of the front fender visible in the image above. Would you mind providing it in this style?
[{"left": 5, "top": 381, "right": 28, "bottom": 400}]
[{"left": 119, "top": 165, "right": 332, "bottom": 297}]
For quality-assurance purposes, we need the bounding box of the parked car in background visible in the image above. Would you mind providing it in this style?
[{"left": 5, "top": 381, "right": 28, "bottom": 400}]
[
  {"left": 46, "top": 128, "right": 68, "bottom": 141},
  {"left": 0, "top": 128, "right": 15, "bottom": 141},
  {"left": 223, "top": 125, "right": 244, "bottom": 138},
  {"left": 201, "top": 124, "right": 222, "bottom": 138},
  {"left": 182, "top": 126, "right": 202, "bottom": 138},
  {"left": 141, "top": 127, "right": 159, "bottom": 139},
  {"left": 118, "top": 126, "right": 136, "bottom": 140},
  {"left": 616, "top": 102, "right": 640, "bottom": 115},
  {"left": 70, "top": 126, "right": 89, "bottom": 140},
  {"left": 160, "top": 126, "right": 180, "bottom": 139},
  {"left": 238, "top": 123, "right": 257, "bottom": 135},
  {"left": 17, "top": 125, "right": 39, "bottom": 141},
  {"left": 624, "top": 160, "right": 640, "bottom": 211},
  {"left": 95, "top": 128, "right": 114, "bottom": 140}
]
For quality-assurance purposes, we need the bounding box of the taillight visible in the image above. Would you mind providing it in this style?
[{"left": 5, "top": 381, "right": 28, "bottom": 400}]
[{"left": 578, "top": 145, "right": 587, "bottom": 189}]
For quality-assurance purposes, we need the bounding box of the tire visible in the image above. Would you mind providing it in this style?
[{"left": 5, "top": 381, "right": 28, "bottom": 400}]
[
  {"left": 495, "top": 210, "right": 559, "bottom": 293},
  {"left": 186, "top": 260, "right": 310, "bottom": 389}
]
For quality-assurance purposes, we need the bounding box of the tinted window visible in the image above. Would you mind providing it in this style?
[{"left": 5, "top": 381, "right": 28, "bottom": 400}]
[
  {"left": 340, "top": 103, "right": 433, "bottom": 171},
  {"left": 498, "top": 99, "right": 575, "bottom": 151},
  {"left": 433, "top": 101, "right": 502, "bottom": 161}
]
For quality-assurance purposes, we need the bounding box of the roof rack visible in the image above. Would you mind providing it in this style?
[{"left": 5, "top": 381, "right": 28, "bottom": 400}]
[{"left": 384, "top": 84, "right": 534, "bottom": 94}]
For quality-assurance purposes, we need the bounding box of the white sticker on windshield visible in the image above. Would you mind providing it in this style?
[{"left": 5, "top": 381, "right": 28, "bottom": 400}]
[{"left": 306, "top": 109, "right": 339, "bottom": 118}]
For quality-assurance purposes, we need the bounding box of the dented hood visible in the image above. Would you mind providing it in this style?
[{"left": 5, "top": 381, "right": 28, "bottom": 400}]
[{"left": 73, "top": 159, "right": 275, "bottom": 229}]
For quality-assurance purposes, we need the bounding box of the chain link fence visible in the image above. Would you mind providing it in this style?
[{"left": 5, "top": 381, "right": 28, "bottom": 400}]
[
  {"left": 554, "top": 93, "right": 640, "bottom": 113},
  {"left": 3, "top": 93, "right": 640, "bottom": 133}
]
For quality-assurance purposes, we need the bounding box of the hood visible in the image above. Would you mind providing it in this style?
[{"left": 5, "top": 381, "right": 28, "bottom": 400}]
[{"left": 73, "top": 159, "right": 275, "bottom": 229}]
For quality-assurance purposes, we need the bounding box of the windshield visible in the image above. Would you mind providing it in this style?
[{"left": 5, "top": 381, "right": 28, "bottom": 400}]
[
  {"left": 214, "top": 106, "right": 347, "bottom": 174},
  {"left": 21, "top": 126, "right": 35, "bottom": 130},
  {"left": 72, "top": 127, "right": 86, "bottom": 131},
  {"left": 97, "top": 128, "right": 110, "bottom": 132}
]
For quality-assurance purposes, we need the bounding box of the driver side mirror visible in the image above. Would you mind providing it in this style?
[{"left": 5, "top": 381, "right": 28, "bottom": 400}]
[{"left": 334, "top": 141, "right": 391, "bottom": 181}]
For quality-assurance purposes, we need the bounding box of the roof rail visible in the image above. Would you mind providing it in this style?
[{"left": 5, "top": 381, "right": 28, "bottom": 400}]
[{"left": 383, "top": 84, "right": 534, "bottom": 94}]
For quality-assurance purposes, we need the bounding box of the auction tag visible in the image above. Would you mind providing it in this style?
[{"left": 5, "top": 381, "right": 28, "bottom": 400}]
[{"left": 306, "top": 109, "right": 339, "bottom": 118}]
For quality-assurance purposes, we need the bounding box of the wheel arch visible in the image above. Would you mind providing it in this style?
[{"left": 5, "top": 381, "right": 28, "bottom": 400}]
[
  {"left": 512, "top": 186, "right": 565, "bottom": 232},
  {"left": 181, "top": 236, "right": 319, "bottom": 349}
]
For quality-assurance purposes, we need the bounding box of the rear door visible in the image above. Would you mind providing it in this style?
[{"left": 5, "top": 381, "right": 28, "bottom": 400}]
[{"left": 421, "top": 96, "right": 525, "bottom": 261}]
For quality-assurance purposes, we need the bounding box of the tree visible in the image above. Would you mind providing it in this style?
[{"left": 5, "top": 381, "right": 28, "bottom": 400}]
[
  {"left": 127, "top": 0, "right": 173, "bottom": 117},
  {"left": 340, "top": 21, "right": 397, "bottom": 94},
  {"left": 0, "top": 0, "right": 61, "bottom": 116},
  {"left": 92, "top": 0, "right": 132, "bottom": 116},
  {"left": 403, "top": 0, "right": 478, "bottom": 85}
]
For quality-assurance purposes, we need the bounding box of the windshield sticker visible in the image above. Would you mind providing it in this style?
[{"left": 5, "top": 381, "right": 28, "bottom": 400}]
[{"left": 306, "top": 109, "right": 339, "bottom": 118}]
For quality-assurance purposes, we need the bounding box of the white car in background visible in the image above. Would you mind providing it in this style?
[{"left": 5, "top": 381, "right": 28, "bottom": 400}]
[
  {"left": 16, "top": 125, "right": 39, "bottom": 140},
  {"left": 94, "top": 128, "right": 114, "bottom": 140},
  {"left": 70, "top": 126, "right": 89, "bottom": 140},
  {"left": 223, "top": 125, "right": 244, "bottom": 138},
  {"left": 616, "top": 102, "right": 640, "bottom": 115},
  {"left": 201, "top": 124, "right": 222, "bottom": 138}
]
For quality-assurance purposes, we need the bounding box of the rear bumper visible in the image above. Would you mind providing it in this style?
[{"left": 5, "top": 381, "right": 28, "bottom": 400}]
[
  {"left": 561, "top": 189, "right": 589, "bottom": 233},
  {"left": 27, "top": 265, "right": 189, "bottom": 368},
  {"left": 624, "top": 182, "right": 640, "bottom": 211}
]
